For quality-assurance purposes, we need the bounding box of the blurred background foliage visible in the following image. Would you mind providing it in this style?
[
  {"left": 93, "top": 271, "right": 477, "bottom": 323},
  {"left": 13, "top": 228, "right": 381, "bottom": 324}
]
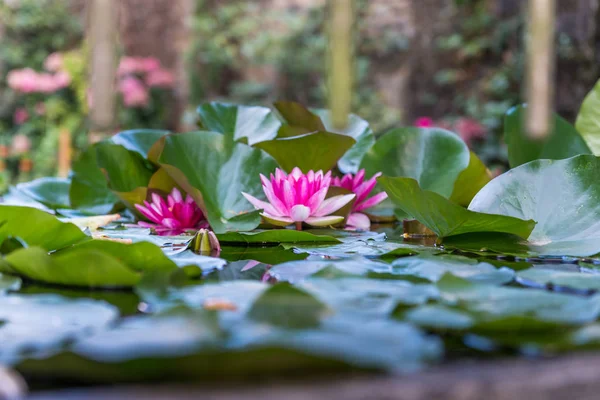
[{"left": 0, "top": 0, "right": 599, "bottom": 188}]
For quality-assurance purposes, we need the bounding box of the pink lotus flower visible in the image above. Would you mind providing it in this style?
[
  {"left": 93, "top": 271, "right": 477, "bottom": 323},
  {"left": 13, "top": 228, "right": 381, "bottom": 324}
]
[
  {"left": 146, "top": 68, "right": 175, "bottom": 88},
  {"left": 242, "top": 167, "right": 355, "bottom": 229},
  {"left": 332, "top": 169, "right": 388, "bottom": 230},
  {"left": 135, "top": 188, "right": 209, "bottom": 235},
  {"left": 454, "top": 117, "right": 486, "bottom": 146},
  {"left": 415, "top": 117, "right": 435, "bottom": 128}
]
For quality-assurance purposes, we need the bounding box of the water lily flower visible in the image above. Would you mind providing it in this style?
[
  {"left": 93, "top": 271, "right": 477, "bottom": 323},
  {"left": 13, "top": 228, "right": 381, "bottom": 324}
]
[
  {"left": 135, "top": 188, "right": 209, "bottom": 235},
  {"left": 242, "top": 167, "right": 355, "bottom": 230},
  {"left": 190, "top": 228, "right": 221, "bottom": 254},
  {"left": 332, "top": 169, "right": 388, "bottom": 230}
]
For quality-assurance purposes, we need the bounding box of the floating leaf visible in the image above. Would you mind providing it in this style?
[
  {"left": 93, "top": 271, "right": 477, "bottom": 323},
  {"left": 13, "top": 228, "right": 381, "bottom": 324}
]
[
  {"left": 504, "top": 105, "right": 591, "bottom": 168},
  {"left": 576, "top": 79, "right": 600, "bottom": 155},
  {"left": 254, "top": 131, "right": 355, "bottom": 173},
  {"left": 0, "top": 294, "right": 118, "bottom": 364},
  {"left": 12, "top": 177, "right": 71, "bottom": 209},
  {"left": 517, "top": 268, "right": 600, "bottom": 291},
  {"left": 378, "top": 177, "right": 535, "bottom": 239},
  {"left": 197, "top": 102, "right": 280, "bottom": 145},
  {"left": 157, "top": 131, "right": 279, "bottom": 233},
  {"left": 248, "top": 283, "right": 329, "bottom": 329},
  {"left": 312, "top": 109, "right": 375, "bottom": 173},
  {"left": 469, "top": 155, "right": 600, "bottom": 256},
  {"left": 110, "top": 129, "right": 171, "bottom": 159},
  {"left": 273, "top": 101, "right": 325, "bottom": 132},
  {"left": 69, "top": 146, "right": 120, "bottom": 215},
  {"left": 217, "top": 230, "right": 341, "bottom": 245},
  {"left": 449, "top": 152, "right": 491, "bottom": 207},
  {"left": 0, "top": 206, "right": 88, "bottom": 251},
  {"left": 361, "top": 128, "right": 470, "bottom": 198},
  {"left": 3, "top": 241, "right": 177, "bottom": 288}
]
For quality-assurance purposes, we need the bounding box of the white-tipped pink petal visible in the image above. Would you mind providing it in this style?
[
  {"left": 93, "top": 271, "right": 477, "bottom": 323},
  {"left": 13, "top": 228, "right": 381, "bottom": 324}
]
[
  {"left": 241, "top": 192, "right": 281, "bottom": 216},
  {"left": 313, "top": 193, "right": 355, "bottom": 217},
  {"left": 346, "top": 212, "right": 371, "bottom": 230},
  {"left": 260, "top": 175, "right": 288, "bottom": 215},
  {"left": 306, "top": 186, "right": 329, "bottom": 213},
  {"left": 290, "top": 167, "right": 303, "bottom": 180},
  {"left": 290, "top": 204, "right": 311, "bottom": 222},
  {"left": 305, "top": 215, "right": 344, "bottom": 227},
  {"left": 260, "top": 213, "right": 294, "bottom": 227},
  {"left": 354, "top": 191, "right": 388, "bottom": 212}
]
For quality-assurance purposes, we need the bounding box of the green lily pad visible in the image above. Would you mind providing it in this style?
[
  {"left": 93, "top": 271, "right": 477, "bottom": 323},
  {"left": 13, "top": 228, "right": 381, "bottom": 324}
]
[
  {"left": 0, "top": 206, "right": 88, "bottom": 251},
  {"left": 157, "top": 131, "right": 279, "bottom": 233},
  {"left": 504, "top": 105, "right": 591, "bottom": 168},
  {"left": 0, "top": 294, "right": 118, "bottom": 364},
  {"left": 576, "top": 79, "right": 600, "bottom": 155},
  {"left": 268, "top": 258, "right": 391, "bottom": 283},
  {"left": 392, "top": 254, "right": 515, "bottom": 285},
  {"left": 517, "top": 268, "right": 600, "bottom": 291},
  {"left": 3, "top": 241, "right": 177, "bottom": 288},
  {"left": 69, "top": 146, "right": 120, "bottom": 215},
  {"left": 469, "top": 155, "right": 600, "bottom": 256},
  {"left": 312, "top": 108, "right": 375, "bottom": 173},
  {"left": 95, "top": 142, "right": 155, "bottom": 194},
  {"left": 248, "top": 283, "right": 329, "bottom": 329},
  {"left": 219, "top": 246, "right": 308, "bottom": 265},
  {"left": 197, "top": 102, "right": 281, "bottom": 145},
  {"left": 361, "top": 127, "right": 470, "bottom": 198},
  {"left": 273, "top": 101, "right": 326, "bottom": 132},
  {"left": 254, "top": 131, "right": 356, "bottom": 173},
  {"left": 217, "top": 230, "right": 341, "bottom": 245},
  {"left": 449, "top": 152, "right": 491, "bottom": 207},
  {"left": 378, "top": 177, "right": 535, "bottom": 239},
  {"left": 437, "top": 273, "right": 600, "bottom": 324},
  {"left": 11, "top": 177, "right": 71, "bottom": 210},
  {"left": 110, "top": 129, "right": 171, "bottom": 158}
]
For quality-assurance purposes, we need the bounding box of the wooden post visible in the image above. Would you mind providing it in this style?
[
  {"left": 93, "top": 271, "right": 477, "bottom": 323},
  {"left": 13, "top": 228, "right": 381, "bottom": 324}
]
[
  {"left": 57, "top": 129, "right": 72, "bottom": 178},
  {"left": 328, "top": 0, "right": 354, "bottom": 130},
  {"left": 87, "top": 0, "right": 118, "bottom": 141},
  {"left": 525, "top": 0, "right": 556, "bottom": 139}
]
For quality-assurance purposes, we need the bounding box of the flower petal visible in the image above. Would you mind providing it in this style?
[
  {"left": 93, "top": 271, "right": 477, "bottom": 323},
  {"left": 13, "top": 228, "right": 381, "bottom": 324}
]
[
  {"left": 306, "top": 186, "right": 328, "bottom": 213},
  {"left": 260, "top": 175, "right": 288, "bottom": 215},
  {"left": 290, "top": 204, "right": 311, "bottom": 222},
  {"left": 354, "top": 191, "right": 388, "bottom": 212},
  {"left": 305, "top": 215, "right": 344, "bottom": 227},
  {"left": 242, "top": 192, "right": 281, "bottom": 216},
  {"left": 261, "top": 212, "right": 294, "bottom": 227},
  {"left": 346, "top": 212, "right": 371, "bottom": 230},
  {"left": 313, "top": 193, "right": 355, "bottom": 217}
]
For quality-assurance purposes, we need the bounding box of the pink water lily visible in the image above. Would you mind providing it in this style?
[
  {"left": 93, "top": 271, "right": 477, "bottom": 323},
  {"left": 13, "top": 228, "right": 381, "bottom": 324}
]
[
  {"left": 135, "top": 188, "right": 209, "bottom": 235},
  {"left": 242, "top": 167, "right": 355, "bottom": 230},
  {"left": 332, "top": 169, "right": 388, "bottom": 230}
]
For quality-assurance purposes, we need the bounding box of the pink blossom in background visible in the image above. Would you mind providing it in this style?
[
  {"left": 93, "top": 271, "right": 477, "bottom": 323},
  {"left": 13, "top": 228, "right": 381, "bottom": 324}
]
[
  {"left": 332, "top": 169, "right": 388, "bottom": 230},
  {"left": 135, "top": 188, "right": 209, "bottom": 236},
  {"left": 44, "top": 52, "right": 63, "bottom": 72},
  {"left": 414, "top": 117, "right": 435, "bottom": 128},
  {"left": 117, "top": 56, "right": 161, "bottom": 76},
  {"left": 117, "top": 57, "right": 140, "bottom": 76},
  {"left": 242, "top": 167, "right": 355, "bottom": 229},
  {"left": 119, "top": 76, "right": 149, "bottom": 107},
  {"left": 146, "top": 68, "right": 175, "bottom": 88},
  {"left": 138, "top": 57, "right": 160, "bottom": 72},
  {"left": 13, "top": 108, "right": 29, "bottom": 125},
  {"left": 7, "top": 68, "right": 38, "bottom": 93},
  {"left": 454, "top": 117, "right": 486, "bottom": 145},
  {"left": 52, "top": 71, "right": 71, "bottom": 90},
  {"left": 11, "top": 134, "right": 31, "bottom": 154}
]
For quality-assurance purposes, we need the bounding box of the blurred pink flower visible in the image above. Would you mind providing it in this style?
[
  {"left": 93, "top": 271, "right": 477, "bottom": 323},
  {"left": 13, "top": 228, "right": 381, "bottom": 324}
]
[
  {"left": 119, "top": 76, "right": 149, "bottom": 107},
  {"left": 414, "top": 117, "right": 435, "bottom": 128},
  {"left": 135, "top": 188, "right": 209, "bottom": 235},
  {"left": 146, "top": 68, "right": 175, "bottom": 88},
  {"left": 52, "top": 71, "right": 71, "bottom": 90},
  {"left": 7, "top": 68, "right": 38, "bottom": 93},
  {"left": 454, "top": 118, "right": 486, "bottom": 145},
  {"left": 44, "top": 52, "right": 63, "bottom": 72},
  {"left": 332, "top": 169, "right": 388, "bottom": 230},
  {"left": 242, "top": 167, "right": 355, "bottom": 229},
  {"left": 117, "top": 56, "right": 161, "bottom": 76},
  {"left": 138, "top": 57, "right": 160, "bottom": 72},
  {"left": 11, "top": 134, "right": 31, "bottom": 154},
  {"left": 13, "top": 108, "right": 29, "bottom": 125}
]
